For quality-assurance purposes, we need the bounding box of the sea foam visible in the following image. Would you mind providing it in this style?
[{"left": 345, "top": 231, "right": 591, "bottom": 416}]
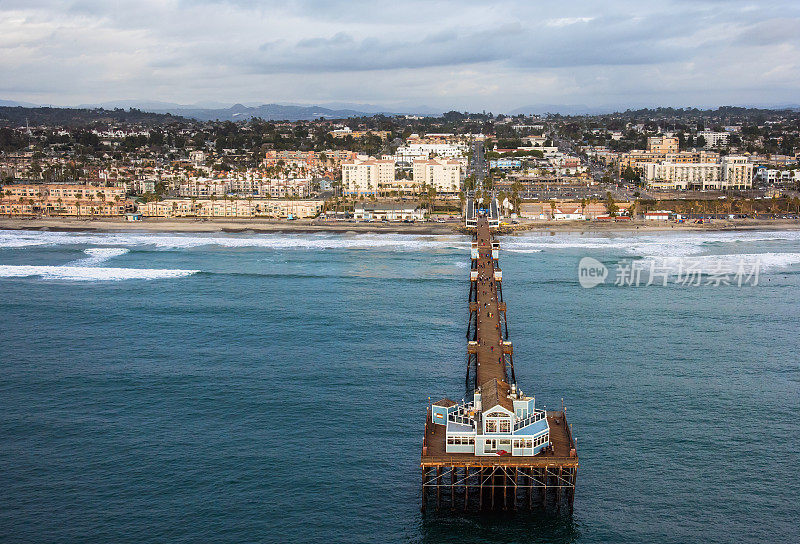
[
  {"left": 0, "top": 230, "right": 468, "bottom": 251},
  {"left": 0, "top": 265, "right": 199, "bottom": 281},
  {"left": 0, "top": 245, "right": 195, "bottom": 281},
  {"left": 638, "top": 252, "right": 800, "bottom": 275}
]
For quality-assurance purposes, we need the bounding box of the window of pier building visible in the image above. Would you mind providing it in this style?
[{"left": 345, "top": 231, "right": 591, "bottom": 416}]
[
  {"left": 483, "top": 438, "right": 512, "bottom": 454},
  {"left": 484, "top": 412, "right": 512, "bottom": 434},
  {"left": 513, "top": 439, "right": 533, "bottom": 449},
  {"left": 447, "top": 436, "right": 475, "bottom": 446}
]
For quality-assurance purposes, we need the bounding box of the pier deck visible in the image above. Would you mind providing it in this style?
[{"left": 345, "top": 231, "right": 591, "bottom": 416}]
[
  {"left": 420, "top": 213, "right": 578, "bottom": 512},
  {"left": 421, "top": 411, "right": 578, "bottom": 468},
  {"left": 473, "top": 218, "right": 505, "bottom": 387}
]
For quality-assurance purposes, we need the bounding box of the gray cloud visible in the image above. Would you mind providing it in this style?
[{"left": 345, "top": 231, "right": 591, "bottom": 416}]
[{"left": 0, "top": 0, "right": 799, "bottom": 110}]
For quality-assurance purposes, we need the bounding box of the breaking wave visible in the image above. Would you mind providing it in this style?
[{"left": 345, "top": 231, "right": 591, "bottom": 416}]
[
  {"left": 638, "top": 252, "right": 800, "bottom": 274},
  {"left": 0, "top": 265, "right": 199, "bottom": 281},
  {"left": 3, "top": 229, "right": 800, "bottom": 257},
  {"left": 0, "top": 230, "right": 468, "bottom": 251},
  {"left": 0, "top": 245, "right": 195, "bottom": 281},
  {"left": 500, "top": 230, "right": 800, "bottom": 257},
  {"left": 77, "top": 247, "right": 130, "bottom": 265}
]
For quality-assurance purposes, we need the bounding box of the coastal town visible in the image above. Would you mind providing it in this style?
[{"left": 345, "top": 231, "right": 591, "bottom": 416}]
[
  {"left": 2, "top": 106, "right": 800, "bottom": 229},
  {"left": 4, "top": 0, "right": 800, "bottom": 540}
]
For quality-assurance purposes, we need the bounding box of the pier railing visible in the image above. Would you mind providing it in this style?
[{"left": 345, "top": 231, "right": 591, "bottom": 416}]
[
  {"left": 513, "top": 410, "right": 547, "bottom": 431},
  {"left": 448, "top": 403, "right": 477, "bottom": 427}
]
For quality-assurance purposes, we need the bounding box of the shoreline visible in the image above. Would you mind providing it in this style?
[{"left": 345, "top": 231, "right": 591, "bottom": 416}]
[{"left": 1, "top": 216, "right": 800, "bottom": 236}]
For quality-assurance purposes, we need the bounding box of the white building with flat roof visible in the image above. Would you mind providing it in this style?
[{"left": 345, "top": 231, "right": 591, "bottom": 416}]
[
  {"left": 412, "top": 158, "right": 462, "bottom": 194},
  {"left": 396, "top": 142, "right": 466, "bottom": 162},
  {"left": 699, "top": 131, "right": 730, "bottom": 148},
  {"left": 341, "top": 158, "right": 395, "bottom": 196},
  {"left": 642, "top": 156, "right": 752, "bottom": 190},
  {"left": 721, "top": 156, "right": 753, "bottom": 190}
]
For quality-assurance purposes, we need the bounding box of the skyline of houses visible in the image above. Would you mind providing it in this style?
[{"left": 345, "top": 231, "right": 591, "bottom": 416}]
[{"left": 1, "top": 108, "right": 799, "bottom": 220}]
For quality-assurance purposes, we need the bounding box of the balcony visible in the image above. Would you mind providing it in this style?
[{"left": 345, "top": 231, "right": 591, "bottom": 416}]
[{"left": 513, "top": 409, "right": 547, "bottom": 432}]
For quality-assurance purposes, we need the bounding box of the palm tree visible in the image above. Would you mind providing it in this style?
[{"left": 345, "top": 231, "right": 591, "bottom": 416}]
[
  {"left": 87, "top": 193, "right": 95, "bottom": 218},
  {"left": 427, "top": 186, "right": 437, "bottom": 218}
]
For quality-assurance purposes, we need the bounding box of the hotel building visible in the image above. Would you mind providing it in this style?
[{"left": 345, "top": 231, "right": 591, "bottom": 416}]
[
  {"left": 412, "top": 158, "right": 462, "bottom": 194},
  {"left": 341, "top": 158, "right": 396, "bottom": 196}
]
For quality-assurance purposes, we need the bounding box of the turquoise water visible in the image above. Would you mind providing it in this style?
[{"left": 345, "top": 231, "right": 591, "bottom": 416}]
[{"left": 0, "top": 229, "right": 798, "bottom": 543}]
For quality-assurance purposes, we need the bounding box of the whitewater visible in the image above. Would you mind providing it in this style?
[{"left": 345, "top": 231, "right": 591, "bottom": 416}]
[{"left": 1, "top": 229, "right": 800, "bottom": 281}]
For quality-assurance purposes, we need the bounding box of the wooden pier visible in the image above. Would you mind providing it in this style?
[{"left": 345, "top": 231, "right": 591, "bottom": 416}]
[{"left": 421, "top": 214, "right": 578, "bottom": 513}]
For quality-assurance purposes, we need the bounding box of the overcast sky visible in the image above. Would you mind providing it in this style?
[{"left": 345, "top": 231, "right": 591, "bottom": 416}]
[{"left": 1, "top": 0, "right": 799, "bottom": 112}]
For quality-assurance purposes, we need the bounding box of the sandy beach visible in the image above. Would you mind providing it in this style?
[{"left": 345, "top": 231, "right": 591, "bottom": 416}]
[{"left": 1, "top": 216, "right": 799, "bottom": 235}]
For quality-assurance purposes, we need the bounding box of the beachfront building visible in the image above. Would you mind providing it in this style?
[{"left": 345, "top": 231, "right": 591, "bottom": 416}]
[
  {"left": 431, "top": 379, "right": 551, "bottom": 457},
  {"left": 178, "top": 180, "right": 228, "bottom": 198},
  {"left": 642, "top": 156, "right": 753, "bottom": 190},
  {"left": 721, "top": 156, "right": 754, "bottom": 190},
  {"left": 644, "top": 211, "right": 673, "bottom": 221},
  {"left": 138, "top": 198, "right": 323, "bottom": 219},
  {"left": 618, "top": 150, "right": 720, "bottom": 176},
  {"left": 0, "top": 183, "right": 131, "bottom": 216},
  {"left": 412, "top": 158, "right": 462, "bottom": 194},
  {"left": 2, "top": 184, "right": 126, "bottom": 202},
  {"left": 353, "top": 202, "right": 426, "bottom": 222},
  {"left": 642, "top": 162, "right": 723, "bottom": 190},
  {"left": 179, "top": 178, "right": 312, "bottom": 199},
  {"left": 756, "top": 168, "right": 800, "bottom": 185},
  {"left": 341, "top": 158, "right": 395, "bottom": 196},
  {"left": 552, "top": 206, "right": 586, "bottom": 220}
]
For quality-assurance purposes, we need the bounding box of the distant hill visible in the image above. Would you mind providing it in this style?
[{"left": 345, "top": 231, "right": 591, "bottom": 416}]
[
  {"left": 0, "top": 100, "right": 40, "bottom": 108},
  {"left": 0, "top": 106, "right": 189, "bottom": 127},
  {"left": 146, "top": 103, "right": 398, "bottom": 121},
  {"left": 508, "top": 104, "right": 620, "bottom": 116},
  {"left": 76, "top": 100, "right": 441, "bottom": 120}
]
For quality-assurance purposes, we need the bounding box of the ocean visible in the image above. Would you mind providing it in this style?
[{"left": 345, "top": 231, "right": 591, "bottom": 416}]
[{"left": 0, "top": 228, "right": 798, "bottom": 543}]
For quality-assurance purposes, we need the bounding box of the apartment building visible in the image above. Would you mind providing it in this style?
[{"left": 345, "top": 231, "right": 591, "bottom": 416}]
[
  {"left": 0, "top": 183, "right": 130, "bottom": 216},
  {"left": 179, "top": 178, "right": 312, "bottom": 198},
  {"left": 263, "top": 150, "right": 358, "bottom": 168},
  {"left": 190, "top": 150, "right": 206, "bottom": 167},
  {"left": 647, "top": 136, "right": 679, "bottom": 154},
  {"left": 396, "top": 142, "right": 466, "bottom": 162},
  {"left": 721, "top": 156, "right": 754, "bottom": 190},
  {"left": 642, "top": 162, "right": 723, "bottom": 190},
  {"left": 178, "top": 180, "right": 228, "bottom": 198},
  {"left": 756, "top": 168, "right": 800, "bottom": 185},
  {"left": 642, "top": 156, "right": 753, "bottom": 190},
  {"left": 412, "top": 158, "right": 462, "bottom": 194},
  {"left": 329, "top": 128, "right": 390, "bottom": 140},
  {"left": 341, "top": 159, "right": 395, "bottom": 195},
  {"left": 2, "top": 184, "right": 126, "bottom": 202},
  {"left": 619, "top": 150, "right": 720, "bottom": 174},
  {"left": 139, "top": 198, "right": 323, "bottom": 219},
  {"left": 699, "top": 130, "right": 730, "bottom": 148}
]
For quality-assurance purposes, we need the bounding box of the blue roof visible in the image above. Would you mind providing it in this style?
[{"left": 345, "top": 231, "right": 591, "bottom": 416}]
[
  {"left": 446, "top": 420, "right": 474, "bottom": 434},
  {"left": 514, "top": 418, "right": 549, "bottom": 436}
]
